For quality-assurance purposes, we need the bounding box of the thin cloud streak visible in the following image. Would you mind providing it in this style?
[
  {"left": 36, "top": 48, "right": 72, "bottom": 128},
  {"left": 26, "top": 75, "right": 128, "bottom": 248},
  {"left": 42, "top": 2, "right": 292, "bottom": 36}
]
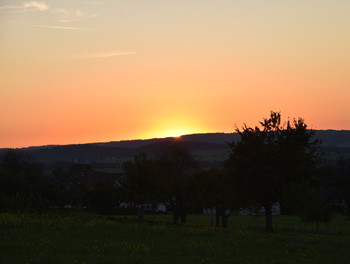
[
  {"left": 53, "top": 7, "right": 97, "bottom": 23},
  {"left": 35, "top": 25, "right": 89, "bottom": 31},
  {"left": 38, "top": 51, "right": 136, "bottom": 60},
  {"left": 0, "top": 1, "right": 49, "bottom": 11},
  {"left": 0, "top": 2, "right": 96, "bottom": 24},
  {"left": 85, "top": 51, "right": 136, "bottom": 59},
  {"left": 23, "top": 1, "right": 48, "bottom": 11}
]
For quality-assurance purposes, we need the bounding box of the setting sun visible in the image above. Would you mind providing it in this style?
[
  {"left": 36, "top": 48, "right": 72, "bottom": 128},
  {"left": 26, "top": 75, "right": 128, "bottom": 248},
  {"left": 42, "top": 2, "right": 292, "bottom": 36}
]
[
  {"left": 1, "top": 0, "right": 350, "bottom": 148},
  {"left": 142, "top": 116, "right": 205, "bottom": 139},
  {"left": 152, "top": 128, "right": 194, "bottom": 139}
]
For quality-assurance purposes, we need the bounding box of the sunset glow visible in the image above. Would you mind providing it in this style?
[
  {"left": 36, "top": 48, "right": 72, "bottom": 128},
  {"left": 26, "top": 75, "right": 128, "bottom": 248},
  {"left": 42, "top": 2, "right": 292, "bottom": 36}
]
[
  {"left": 1, "top": 0, "right": 350, "bottom": 148},
  {"left": 145, "top": 123, "right": 204, "bottom": 140}
]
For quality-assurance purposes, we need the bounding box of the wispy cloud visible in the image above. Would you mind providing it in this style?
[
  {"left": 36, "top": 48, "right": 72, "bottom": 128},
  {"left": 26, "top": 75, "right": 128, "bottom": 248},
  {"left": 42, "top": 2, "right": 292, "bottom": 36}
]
[
  {"left": 81, "top": 51, "right": 136, "bottom": 59},
  {"left": 38, "top": 51, "right": 136, "bottom": 60},
  {"left": 22, "top": 1, "right": 48, "bottom": 11},
  {"left": 35, "top": 25, "right": 89, "bottom": 31},
  {"left": 0, "top": 1, "right": 49, "bottom": 12},
  {"left": 0, "top": 2, "right": 97, "bottom": 25},
  {"left": 53, "top": 8, "right": 97, "bottom": 23}
]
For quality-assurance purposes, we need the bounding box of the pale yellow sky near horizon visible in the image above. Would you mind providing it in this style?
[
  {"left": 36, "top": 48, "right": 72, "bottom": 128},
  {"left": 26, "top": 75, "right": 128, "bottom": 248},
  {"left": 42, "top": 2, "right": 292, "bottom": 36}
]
[{"left": 1, "top": 0, "right": 350, "bottom": 148}]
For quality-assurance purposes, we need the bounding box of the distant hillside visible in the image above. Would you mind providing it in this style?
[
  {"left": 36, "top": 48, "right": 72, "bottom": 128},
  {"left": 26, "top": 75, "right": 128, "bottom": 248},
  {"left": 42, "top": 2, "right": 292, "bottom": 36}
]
[
  {"left": 314, "top": 130, "right": 350, "bottom": 147},
  {"left": 94, "top": 130, "right": 350, "bottom": 149},
  {"left": 27, "top": 144, "right": 133, "bottom": 164},
  {"left": 181, "top": 133, "right": 241, "bottom": 144},
  {"left": 135, "top": 140, "right": 226, "bottom": 156},
  {"left": 1, "top": 130, "right": 349, "bottom": 167}
]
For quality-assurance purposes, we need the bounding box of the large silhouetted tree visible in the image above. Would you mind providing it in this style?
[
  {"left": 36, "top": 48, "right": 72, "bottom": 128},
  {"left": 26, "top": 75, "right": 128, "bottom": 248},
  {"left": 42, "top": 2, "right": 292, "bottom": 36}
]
[{"left": 226, "top": 112, "right": 319, "bottom": 232}]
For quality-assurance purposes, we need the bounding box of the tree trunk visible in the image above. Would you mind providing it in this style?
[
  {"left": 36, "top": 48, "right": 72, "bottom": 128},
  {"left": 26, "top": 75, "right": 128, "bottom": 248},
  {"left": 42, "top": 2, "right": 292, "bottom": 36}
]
[
  {"left": 173, "top": 212, "right": 179, "bottom": 224},
  {"left": 222, "top": 215, "right": 228, "bottom": 228},
  {"left": 138, "top": 205, "right": 144, "bottom": 223},
  {"left": 180, "top": 213, "right": 187, "bottom": 224},
  {"left": 215, "top": 206, "right": 221, "bottom": 227},
  {"left": 173, "top": 201, "right": 186, "bottom": 224},
  {"left": 215, "top": 205, "right": 229, "bottom": 228},
  {"left": 264, "top": 204, "right": 273, "bottom": 232},
  {"left": 209, "top": 209, "right": 214, "bottom": 227}
]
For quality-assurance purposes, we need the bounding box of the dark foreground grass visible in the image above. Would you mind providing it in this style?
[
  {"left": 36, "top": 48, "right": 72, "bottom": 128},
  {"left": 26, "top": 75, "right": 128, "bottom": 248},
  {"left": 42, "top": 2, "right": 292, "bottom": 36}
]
[{"left": 0, "top": 213, "right": 349, "bottom": 264}]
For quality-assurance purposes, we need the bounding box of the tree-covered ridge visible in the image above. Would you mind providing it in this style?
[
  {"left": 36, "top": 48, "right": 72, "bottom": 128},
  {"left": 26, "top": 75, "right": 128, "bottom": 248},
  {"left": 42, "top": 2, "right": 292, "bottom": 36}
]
[{"left": 1, "top": 130, "right": 349, "bottom": 166}]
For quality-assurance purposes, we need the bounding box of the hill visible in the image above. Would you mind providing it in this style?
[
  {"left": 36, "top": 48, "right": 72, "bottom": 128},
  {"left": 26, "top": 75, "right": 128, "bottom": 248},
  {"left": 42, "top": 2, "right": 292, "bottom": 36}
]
[{"left": 1, "top": 130, "right": 350, "bottom": 168}]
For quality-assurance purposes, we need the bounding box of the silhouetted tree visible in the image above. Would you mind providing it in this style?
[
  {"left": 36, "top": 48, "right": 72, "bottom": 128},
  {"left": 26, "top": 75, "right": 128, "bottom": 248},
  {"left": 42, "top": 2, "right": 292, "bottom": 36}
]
[
  {"left": 121, "top": 153, "right": 158, "bottom": 222},
  {"left": 282, "top": 179, "right": 331, "bottom": 232},
  {"left": 0, "top": 150, "right": 48, "bottom": 213},
  {"left": 61, "top": 163, "right": 92, "bottom": 210},
  {"left": 89, "top": 182, "right": 121, "bottom": 215},
  {"left": 226, "top": 112, "right": 319, "bottom": 232},
  {"left": 193, "top": 169, "right": 239, "bottom": 227},
  {"left": 156, "top": 141, "right": 199, "bottom": 224},
  {"left": 334, "top": 158, "right": 350, "bottom": 217}
]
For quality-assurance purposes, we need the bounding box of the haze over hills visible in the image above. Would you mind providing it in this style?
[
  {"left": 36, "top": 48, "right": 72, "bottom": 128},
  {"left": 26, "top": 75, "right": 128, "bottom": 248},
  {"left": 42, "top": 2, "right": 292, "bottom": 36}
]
[{"left": 1, "top": 130, "right": 350, "bottom": 168}]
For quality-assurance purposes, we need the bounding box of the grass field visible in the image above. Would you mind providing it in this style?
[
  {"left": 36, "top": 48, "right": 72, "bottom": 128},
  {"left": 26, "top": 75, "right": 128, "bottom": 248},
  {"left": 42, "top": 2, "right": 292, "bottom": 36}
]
[{"left": 1, "top": 213, "right": 349, "bottom": 264}]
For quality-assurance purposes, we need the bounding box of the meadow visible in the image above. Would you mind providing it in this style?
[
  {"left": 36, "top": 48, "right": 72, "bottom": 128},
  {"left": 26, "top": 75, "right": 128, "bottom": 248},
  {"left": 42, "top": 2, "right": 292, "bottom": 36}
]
[{"left": 1, "top": 213, "right": 350, "bottom": 264}]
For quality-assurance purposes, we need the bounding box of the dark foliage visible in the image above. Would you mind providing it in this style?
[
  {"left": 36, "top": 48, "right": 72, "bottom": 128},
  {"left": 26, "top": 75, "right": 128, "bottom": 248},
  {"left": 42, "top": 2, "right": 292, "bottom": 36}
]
[
  {"left": 226, "top": 112, "right": 320, "bottom": 231},
  {"left": 155, "top": 141, "right": 199, "bottom": 224},
  {"left": 120, "top": 153, "right": 158, "bottom": 221}
]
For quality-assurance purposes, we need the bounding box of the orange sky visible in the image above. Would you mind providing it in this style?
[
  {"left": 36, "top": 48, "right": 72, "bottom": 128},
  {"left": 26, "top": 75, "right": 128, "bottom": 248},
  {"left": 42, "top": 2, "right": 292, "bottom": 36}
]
[{"left": 1, "top": 0, "right": 350, "bottom": 148}]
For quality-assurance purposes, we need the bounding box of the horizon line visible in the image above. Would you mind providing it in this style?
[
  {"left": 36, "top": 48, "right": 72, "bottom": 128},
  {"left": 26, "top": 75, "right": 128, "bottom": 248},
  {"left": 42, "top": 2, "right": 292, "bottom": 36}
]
[{"left": 1, "top": 129, "right": 349, "bottom": 150}]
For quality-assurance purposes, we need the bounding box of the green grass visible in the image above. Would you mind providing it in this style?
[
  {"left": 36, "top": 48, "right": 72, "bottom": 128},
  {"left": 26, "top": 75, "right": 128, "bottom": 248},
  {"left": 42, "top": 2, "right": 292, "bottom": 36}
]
[
  {"left": 137, "top": 213, "right": 350, "bottom": 234},
  {"left": 0, "top": 213, "right": 349, "bottom": 264}
]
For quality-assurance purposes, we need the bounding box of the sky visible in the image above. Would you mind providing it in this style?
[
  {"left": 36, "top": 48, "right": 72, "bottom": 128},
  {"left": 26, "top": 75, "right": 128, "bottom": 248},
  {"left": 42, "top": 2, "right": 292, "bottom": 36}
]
[{"left": 1, "top": 0, "right": 350, "bottom": 148}]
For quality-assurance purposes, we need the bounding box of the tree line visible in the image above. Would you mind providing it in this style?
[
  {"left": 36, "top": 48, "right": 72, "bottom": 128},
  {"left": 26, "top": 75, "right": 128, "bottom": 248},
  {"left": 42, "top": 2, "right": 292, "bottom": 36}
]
[{"left": 1, "top": 112, "right": 350, "bottom": 232}]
